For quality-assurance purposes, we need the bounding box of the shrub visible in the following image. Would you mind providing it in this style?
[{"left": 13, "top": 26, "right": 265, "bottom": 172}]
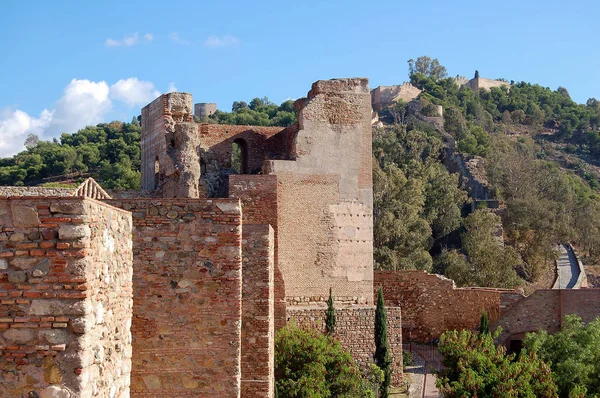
[{"left": 275, "top": 322, "right": 372, "bottom": 397}]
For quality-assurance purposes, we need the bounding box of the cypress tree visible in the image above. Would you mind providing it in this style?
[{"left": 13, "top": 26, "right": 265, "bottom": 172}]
[
  {"left": 375, "top": 287, "right": 392, "bottom": 397},
  {"left": 479, "top": 310, "right": 489, "bottom": 335},
  {"left": 474, "top": 69, "right": 480, "bottom": 79},
  {"left": 325, "top": 287, "right": 336, "bottom": 335}
]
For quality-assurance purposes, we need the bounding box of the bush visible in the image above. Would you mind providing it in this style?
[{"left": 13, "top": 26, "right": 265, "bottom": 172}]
[
  {"left": 275, "top": 322, "right": 372, "bottom": 397},
  {"left": 402, "top": 350, "right": 413, "bottom": 368}
]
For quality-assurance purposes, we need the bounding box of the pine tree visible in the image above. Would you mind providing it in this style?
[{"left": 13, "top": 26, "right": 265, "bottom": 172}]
[
  {"left": 479, "top": 311, "right": 489, "bottom": 335},
  {"left": 325, "top": 287, "right": 336, "bottom": 335},
  {"left": 375, "top": 287, "right": 392, "bottom": 397}
]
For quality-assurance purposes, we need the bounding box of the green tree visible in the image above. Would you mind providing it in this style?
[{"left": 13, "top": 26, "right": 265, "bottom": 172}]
[
  {"left": 474, "top": 70, "right": 480, "bottom": 79},
  {"left": 525, "top": 315, "right": 600, "bottom": 397},
  {"left": 437, "top": 328, "right": 558, "bottom": 397},
  {"left": 461, "top": 210, "right": 522, "bottom": 288},
  {"left": 275, "top": 323, "right": 372, "bottom": 397},
  {"left": 479, "top": 311, "right": 489, "bottom": 335},
  {"left": 325, "top": 287, "right": 336, "bottom": 335},
  {"left": 408, "top": 56, "right": 448, "bottom": 80},
  {"left": 375, "top": 287, "right": 392, "bottom": 398}
]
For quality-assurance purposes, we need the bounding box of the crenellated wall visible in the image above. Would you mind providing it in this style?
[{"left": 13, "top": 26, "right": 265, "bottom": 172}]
[{"left": 0, "top": 197, "right": 133, "bottom": 398}]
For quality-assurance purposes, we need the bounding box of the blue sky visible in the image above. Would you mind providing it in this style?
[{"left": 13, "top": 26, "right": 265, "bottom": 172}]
[{"left": 1, "top": 0, "right": 599, "bottom": 156}]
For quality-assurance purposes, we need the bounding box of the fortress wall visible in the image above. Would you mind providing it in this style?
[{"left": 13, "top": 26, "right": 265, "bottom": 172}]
[
  {"left": 241, "top": 225, "right": 274, "bottom": 398},
  {"left": 0, "top": 197, "right": 132, "bottom": 398},
  {"left": 276, "top": 173, "right": 374, "bottom": 305},
  {"left": 106, "top": 198, "right": 243, "bottom": 397},
  {"left": 267, "top": 79, "right": 374, "bottom": 306},
  {"left": 375, "top": 271, "right": 522, "bottom": 342},
  {"left": 494, "top": 289, "right": 600, "bottom": 345},
  {"left": 371, "top": 84, "right": 422, "bottom": 112},
  {"left": 140, "top": 93, "right": 194, "bottom": 191},
  {"left": 287, "top": 306, "right": 403, "bottom": 386},
  {"left": 228, "top": 175, "right": 286, "bottom": 330},
  {"left": 0, "top": 187, "right": 74, "bottom": 197},
  {"left": 198, "top": 124, "right": 289, "bottom": 175}
]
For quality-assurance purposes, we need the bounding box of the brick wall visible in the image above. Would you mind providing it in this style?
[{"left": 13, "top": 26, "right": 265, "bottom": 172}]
[
  {"left": 228, "top": 175, "right": 286, "bottom": 329},
  {"left": 106, "top": 198, "right": 243, "bottom": 397},
  {"left": 375, "top": 271, "right": 522, "bottom": 342},
  {"left": 0, "top": 197, "right": 133, "bottom": 397},
  {"left": 287, "top": 306, "right": 403, "bottom": 386},
  {"left": 241, "top": 225, "right": 274, "bottom": 398},
  {"left": 494, "top": 289, "right": 600, "bottom": 344},
  {"left": 198, "top": 124, "right": 294, "bottom": 175},
  {"left": 277, "top": 174, "right": 373, "bottom": 305},
  {"left": 141, "top": 93, "right": 194, "bottom": 191}
]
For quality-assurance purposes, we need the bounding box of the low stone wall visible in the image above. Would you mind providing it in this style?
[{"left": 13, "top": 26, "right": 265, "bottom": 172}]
[
  {"left": 0, "top": 197, "right": 133, "bottom": 397},
  {"left": 375, "top": 270, "right": 522, "bottom": 342},
  {"left": 0, "top": 187, "right": 74, "bottom": 197},
  {"left": 287, "top": 306, "right": 403, "bottom": 386}
]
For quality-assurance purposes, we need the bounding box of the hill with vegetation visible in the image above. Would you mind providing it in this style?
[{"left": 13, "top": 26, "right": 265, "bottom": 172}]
[{"left": 0, "top": 64, "right": 599, "bottom": 289}]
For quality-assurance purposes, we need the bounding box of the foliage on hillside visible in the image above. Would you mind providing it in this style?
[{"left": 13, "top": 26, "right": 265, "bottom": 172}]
[
  {"left": 373, "top": 122, "right": 467, "bottom": 272},
  {"left": 205, "top": 97, "right": 297, "bottom": 127},
  {"left": 0, "top": 120, "right": 141, "bottom": 189},
  {"left": 525, "top": 315, "right": 600, "bottom": 397},
  {"left": 437, "top": 328, "right": 558, "bottom": 397}
]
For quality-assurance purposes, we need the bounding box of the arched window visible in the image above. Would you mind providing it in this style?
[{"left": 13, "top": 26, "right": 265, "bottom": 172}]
[
  {"left": 231, "top": 139, "right": 248, "bottom": 174},
  {"left": 154, "top": 156, "right": 160, "bottom": 189}
]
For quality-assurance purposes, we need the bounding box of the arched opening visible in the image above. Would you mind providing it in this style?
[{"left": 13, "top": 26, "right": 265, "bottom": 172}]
[
  {"left": 231, "top": 139, "right": 248, "bottom": 174},
  {"left": 154, "top": 156, "right": 160, "bottom": 189}
]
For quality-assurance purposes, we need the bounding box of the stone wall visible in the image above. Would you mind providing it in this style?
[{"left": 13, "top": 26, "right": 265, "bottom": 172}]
[
  {"left": 106, "top": 198, "right": 243, "bottom": 397},
  {"left": 241, "top": 225, "right": 274, "bottom": 398},
  {"left": 465, "top": 77, "right": 509, "bottom": 92},
  {"left": 0, "top": 197, "right": 133, "bottom": 397},
  {"left": 287, "top": 306, "right": 403, "bottom": 386},
  {"left": 140, "top": 93, "right": 195, "bottom": 192},
  {"left": 494, "top": 289, "right": 600, "bottom": 345},
  {"left": 371, "top": 83, "right": 422, "bottom": 112},
  {"left": 0, "top": 187, "right": 74, "bottom": 197},
  {"left": 228, "top": 175, "right": 286, "bottom": 329},
  {"left": 266, "top": 78, "right": 374, "bottom": 305},
  {"left": 375, "top": 271, "right": 522, "bottom": 342}
]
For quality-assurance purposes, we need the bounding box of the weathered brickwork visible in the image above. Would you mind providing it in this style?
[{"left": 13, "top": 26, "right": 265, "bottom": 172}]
[
  {"left": 106, "top": 198, "right": 243, "bottom": 397},
  {"left": 228, "top": 175, "right": 286, "bottom": 329},
  {"left": 0, "top": 197, "right": 133, "bottom": 397},
  {"left": 287, "top": 306, "right": 403, "bottom": 385},
  {"left": 493, "top": 289, "right": 600, "bottom": 345},
  {"left": 241, "top": 225, "right": 274, "bottom": 398},
  {"left": 375, "top": 270, "right": 521, "bottom": 342}
]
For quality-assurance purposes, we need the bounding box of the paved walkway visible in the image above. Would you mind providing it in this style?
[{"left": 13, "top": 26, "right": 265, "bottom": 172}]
[
  {"left": 554, "top": 243, "right": 580, "bottom": 289},
  {"left": 406, "top": 344, "right": 443, "bottom": 398}
]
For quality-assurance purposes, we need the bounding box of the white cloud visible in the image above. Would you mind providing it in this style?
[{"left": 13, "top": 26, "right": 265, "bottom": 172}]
[
  {"left": 105, "top": 32, "right": 153, "bottom": 47},
  {"left": 0, "top": 77, "right": 161, "bottom": 157},
  {"left": 167, "top": 82, "right": 178, "bottom": 93},
  {"left": 110, "top": 78, "right": 160, "bottom": 107},
  {"left": 203, "top": 35, "right": 239, "bottom": 48},
  {"left": 169, "top": 32, "right": 191, "bottom": 45}
]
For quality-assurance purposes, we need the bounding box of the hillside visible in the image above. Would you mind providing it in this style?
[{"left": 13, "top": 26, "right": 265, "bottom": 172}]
[{"left": 0, "top": 61, "right": 599, "bottom": 289}]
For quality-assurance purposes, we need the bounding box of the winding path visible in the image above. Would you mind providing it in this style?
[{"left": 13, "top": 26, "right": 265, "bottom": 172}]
[{"left": 553, "top": 244, "right": 580, "bottom": 289}]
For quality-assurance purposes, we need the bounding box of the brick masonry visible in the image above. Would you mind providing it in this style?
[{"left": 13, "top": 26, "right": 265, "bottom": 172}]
[
  {"left": 241, "top": 225, "right": 274, "bottom": 398},
  {"left": 287, "top": 306, "right": 403, "bottom": 385},
  {"left": 106, "top": 198, "right": 243, "bottom": 397},
  {"left": 375, "top": 270, "right": 522, "bottom": 342},
  {"left": 0, "top": 197, "right": 133, "bottom": 397}
]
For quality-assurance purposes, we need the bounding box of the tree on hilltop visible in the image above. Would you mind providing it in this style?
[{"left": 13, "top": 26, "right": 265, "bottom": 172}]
[{"left": 408, "top": 56, "right": 448, "bottom": 80}]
